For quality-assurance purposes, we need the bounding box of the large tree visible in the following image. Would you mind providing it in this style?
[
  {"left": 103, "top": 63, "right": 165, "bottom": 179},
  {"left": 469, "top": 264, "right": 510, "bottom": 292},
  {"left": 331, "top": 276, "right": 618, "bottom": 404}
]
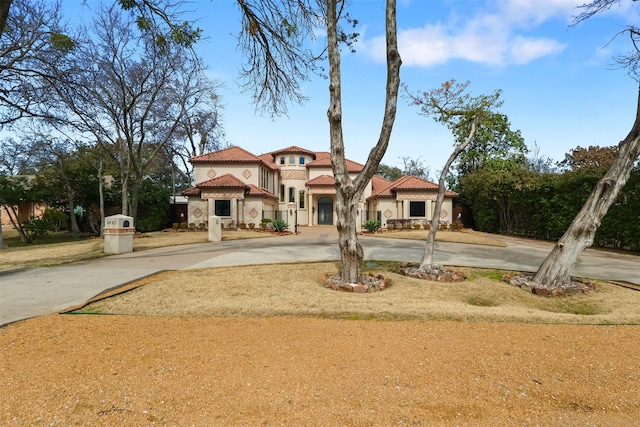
[
  {"left": 405, "top": 80, "right": 503, "bottom": 273},
  {"left": 532, "top": 90, "right": 640, "bottom": 288},
  {"left": 531, "top": 0, "right": 640, "bottom": 289},
  {"left": 41, "top": 4, "right": 217, "bottom": 219},
  {"left": 326, "top": 0, "right": 401, "bottom": 283},
  {"left": 0, "top": 0, "right": 71, "bottom": 127}
]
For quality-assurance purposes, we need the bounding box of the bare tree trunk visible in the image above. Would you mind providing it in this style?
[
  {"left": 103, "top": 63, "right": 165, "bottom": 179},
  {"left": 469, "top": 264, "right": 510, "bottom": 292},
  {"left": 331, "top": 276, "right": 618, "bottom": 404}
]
[
  {"left": 0, "top": 207, "right": 5, "bottom": 249},
  {"left": 326, "top": 0, "right": 401, "bottom": 283},
  {"left": 420, "top": 120, "right": 476, "bottom": 272},
  {"left": 129, "top": 177, "right": 141, "bottom": 221},
  {"left": 533, "top": 87, "right": 640, "bottom": 288},
  {"left": 98, "top": 159, "right": 105, "bottom": 237},
  {"left": 66, "top": 187, "right": 81, "bottom": 234},
  {"left": 121, "top": 174, "right": 129, "bottom": 216}
]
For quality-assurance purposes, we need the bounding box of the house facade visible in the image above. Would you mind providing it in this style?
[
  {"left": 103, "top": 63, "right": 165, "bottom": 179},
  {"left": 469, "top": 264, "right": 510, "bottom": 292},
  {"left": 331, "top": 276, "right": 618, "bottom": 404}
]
[{"left": 181, "top": 145, "right": 457, "bottom": 230}]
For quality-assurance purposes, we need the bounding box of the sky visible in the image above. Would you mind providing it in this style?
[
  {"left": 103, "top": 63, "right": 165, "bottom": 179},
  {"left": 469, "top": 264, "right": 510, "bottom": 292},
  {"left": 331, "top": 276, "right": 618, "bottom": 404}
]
[{"left": 69, "top": 0, "right": 639, "bottom": 175}]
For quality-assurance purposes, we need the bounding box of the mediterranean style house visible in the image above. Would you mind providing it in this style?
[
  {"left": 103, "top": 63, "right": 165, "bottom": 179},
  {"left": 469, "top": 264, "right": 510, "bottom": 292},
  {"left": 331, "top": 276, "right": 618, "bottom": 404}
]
[{"left": 181, "top": 145, "right": 457, "bottom": 230}]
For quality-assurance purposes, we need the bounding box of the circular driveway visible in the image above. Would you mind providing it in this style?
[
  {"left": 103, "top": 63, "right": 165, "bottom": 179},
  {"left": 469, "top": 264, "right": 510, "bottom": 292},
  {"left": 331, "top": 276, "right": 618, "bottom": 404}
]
[{"left": 1, "top": 228, "right": 638, "bottom": 326}]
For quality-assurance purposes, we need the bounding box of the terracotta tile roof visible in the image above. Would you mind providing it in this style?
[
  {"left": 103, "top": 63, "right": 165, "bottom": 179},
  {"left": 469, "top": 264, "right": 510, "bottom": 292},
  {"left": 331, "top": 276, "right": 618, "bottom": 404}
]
[
  {"left": 305, "top": 175, "right": 336, "bottom": 186},
  {"left": 246, "top": 184, "right": 278, "bottom": 200},
  {"left": 307, "top": 152, "right": 364, "bottom": 172},
  {"left": 181, "top": 186, "right": 201, "bottom": 196},
  {"left": 197, "top": 174, "right": 247, "bottom": 188},
  {"left": 368, "top": 175, "right": 458, "bottom": 200},
  {"left": 189, "top": 146, "right": 263, "bottom": 164},
  {"left": 268, "top": 145, "right": 317, "bottom": 157},
  {"left": 182, "top": 175, "right": 278, "bottom": 200},
  {"left": 371, "top": 174, "right": 392, "bottom": 193},
  {"left": 257, "top": 153, "right": 279, "bottom": 170}
]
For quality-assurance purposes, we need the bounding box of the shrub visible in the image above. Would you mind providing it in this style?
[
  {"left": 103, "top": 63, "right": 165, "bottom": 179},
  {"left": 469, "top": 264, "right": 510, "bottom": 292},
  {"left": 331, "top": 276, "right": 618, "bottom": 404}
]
[
  {"left": 22, "top": 217, "right": 49, "bottom": 242},
  {"left": 188, "top": 223, "right": 196, "bottom": 231},
  {"left": 41, "top": 209, "right": 69, "bottom": 232},
  {"left": 271, "top": 218, "right": 289, "bottom": 232},
  {"left": 363, "top": 220, "right": 381, "bottom": 233},
  {"left": 179, "top": 222, "right": 188, "bottom": 230},
  {"left": 248, "top": 223, "right": 256, "bottom": 230},
  {"left": 172, "top": 223, "right": 180, "bottom": 231},
  {"left": 414, "top": 224, "right": 421, "bottom": 230},
  {"left": 239, "top": 222, "right": 247, "bottom": 229},
  {"left": 260, "top": 218, "right": 271, "bottom": 229}
]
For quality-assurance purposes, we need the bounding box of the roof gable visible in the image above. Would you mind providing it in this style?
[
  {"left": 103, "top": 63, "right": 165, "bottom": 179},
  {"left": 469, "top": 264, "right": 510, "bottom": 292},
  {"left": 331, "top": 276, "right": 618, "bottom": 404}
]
[
  {"left": 369, "top": 175, "right": 458, "bottom": 199},
  {"left": 307, "top": 152, "right": 364, "bottom": 172},
  {"left": 197, "top": 173, "right": 248, "bottom": 188},
  {"left": 306, "top": 174, "right": 336, "bottom": 186},
  {"left": 246, "top": 184, "right": 278, "bottom": 200},
  {"left": 189, "top": 146, "right": 263, "bottom": 164},
  {"left": 268, "top": 145, "right": 317, "bottom": 157}
]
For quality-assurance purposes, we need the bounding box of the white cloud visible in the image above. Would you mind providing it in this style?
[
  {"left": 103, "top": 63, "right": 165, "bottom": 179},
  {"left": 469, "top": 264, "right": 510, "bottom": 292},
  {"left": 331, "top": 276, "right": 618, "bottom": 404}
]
[
  {"left": 508, "top": 36, "right": 567, "bottom": 64},
  {"left": 360, "top": 0, "right": 578, "bottom": 67}
]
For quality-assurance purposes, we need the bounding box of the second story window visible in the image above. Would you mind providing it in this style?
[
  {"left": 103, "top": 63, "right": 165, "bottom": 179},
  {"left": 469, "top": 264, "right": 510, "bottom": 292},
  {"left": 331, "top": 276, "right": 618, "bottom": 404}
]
[
  {"left": 279, "top": 157, "right": 285, "bottom": 165},
  {"left": 299, "top": 157, "right": 305, "bottom": 165},
  {"left": 288, "top": 156, "right": 295, "bottom": 165}
]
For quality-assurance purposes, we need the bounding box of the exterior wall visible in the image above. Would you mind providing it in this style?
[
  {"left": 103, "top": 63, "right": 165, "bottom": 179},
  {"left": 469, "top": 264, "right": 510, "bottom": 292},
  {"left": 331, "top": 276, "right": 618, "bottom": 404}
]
[
  {"left": 187, "top": 199, "right": 208, "bottom": 227},
  {"left": 243, "top": 198, "right": 269, "bottom": 228},
  {"left": 1, "top": 202, "right": 47, "bottom": 226},
  {"left": 194, "top": 164, "right": 262, "bottom": 188},
  {"left": 376, "top": 199, "right": 398, "bottom": 229},
  {"left": 279, "top": 168, "right": 310, "bottom": 226}
]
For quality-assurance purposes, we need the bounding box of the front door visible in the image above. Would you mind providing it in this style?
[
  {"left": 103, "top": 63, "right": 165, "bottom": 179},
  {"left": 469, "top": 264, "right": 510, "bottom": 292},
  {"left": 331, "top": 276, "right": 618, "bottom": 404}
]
[{"left": 317, "top": 197, "right": 333, "bottom": 225}]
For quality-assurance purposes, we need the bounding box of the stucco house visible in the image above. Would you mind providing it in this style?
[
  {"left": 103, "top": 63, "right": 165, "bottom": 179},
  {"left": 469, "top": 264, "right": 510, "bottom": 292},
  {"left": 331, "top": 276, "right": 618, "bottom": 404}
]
[{"left": 181, "top": 145, "right": 457, "bottom": 230}]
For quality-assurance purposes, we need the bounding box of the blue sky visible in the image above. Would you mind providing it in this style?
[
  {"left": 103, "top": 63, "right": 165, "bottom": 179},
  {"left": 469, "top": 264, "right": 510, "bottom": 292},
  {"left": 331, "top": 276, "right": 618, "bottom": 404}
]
[{"left": 76, "top": 1, "right": 639, "bottom": 175}]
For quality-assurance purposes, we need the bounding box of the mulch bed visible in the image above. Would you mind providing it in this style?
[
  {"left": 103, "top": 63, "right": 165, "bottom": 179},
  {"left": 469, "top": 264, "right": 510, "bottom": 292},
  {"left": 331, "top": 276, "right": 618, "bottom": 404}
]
[
  {"left": 320, "top": 273, "right": 391, "bottom": 293},
  {"left": 504, "top": 272, "right": 596, "bottom": 296}
]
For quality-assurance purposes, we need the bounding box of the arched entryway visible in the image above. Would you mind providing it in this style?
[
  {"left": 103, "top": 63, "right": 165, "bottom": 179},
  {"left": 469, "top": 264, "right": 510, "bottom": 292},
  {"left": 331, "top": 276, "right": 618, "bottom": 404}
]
[{"left": 317, "top": 197, "right": 333, "bottom": 225}]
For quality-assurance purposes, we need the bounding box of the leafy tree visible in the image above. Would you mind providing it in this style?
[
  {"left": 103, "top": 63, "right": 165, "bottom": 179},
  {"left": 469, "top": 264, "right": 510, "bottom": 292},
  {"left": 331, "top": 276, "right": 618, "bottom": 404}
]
[
  {"left": 405, "top": 79, "right": 503, "bottom": 273},
  {"left": 558, "top": 145, "right": 617, "bottom": 171},
  {"left": 401, "top": 156, "right": 431, "bottom": 180},
  {"left": 0, "top": 175, "right": 43, "bottom": 243},
  {"left": 461, "top": 160, "right": 539, "bottom": 234},
  {"left": 454, "top": 112, "right": 527, "bottom": 177},
  {"left": 377, "top": 164, "right": 403, "bottom": 180},
  {"left": 135, "top": 178, "right": 171, "bottom": 232}
]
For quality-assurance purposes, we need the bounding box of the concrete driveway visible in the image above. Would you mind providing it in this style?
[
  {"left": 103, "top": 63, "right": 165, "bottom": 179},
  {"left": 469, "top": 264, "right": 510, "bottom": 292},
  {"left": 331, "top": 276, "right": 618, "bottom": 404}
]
[{"left": 1, "top": 227, "right": 638, "bottom": 326}]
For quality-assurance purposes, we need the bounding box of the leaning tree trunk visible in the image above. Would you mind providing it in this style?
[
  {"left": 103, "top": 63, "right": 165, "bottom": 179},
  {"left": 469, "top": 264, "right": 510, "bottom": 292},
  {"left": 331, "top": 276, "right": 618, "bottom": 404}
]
[
  {"left": 0, "top": 210, "right": 5, "bottom": 249},
  {"left": 326, "top": 0, "right": 401, "bottom": 283},
  {"left": 420, "top": 120, "right": 477, "bottom": 272},
  {"left": 0, "top": 198, "right": 28, "bottom": 243},
  {"left": 533, "top": 87, "right": 640, "bottom": 288}
]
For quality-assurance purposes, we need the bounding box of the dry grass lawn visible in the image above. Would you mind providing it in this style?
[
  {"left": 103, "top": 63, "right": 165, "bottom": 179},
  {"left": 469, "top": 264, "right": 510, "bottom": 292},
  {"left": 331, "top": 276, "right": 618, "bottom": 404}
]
[
  {"left": 0, "top": 228, "right": 272, "bottom": 271},
  {"left": 78, "top": 262, "right": 640, "bottom": 325},
  {"left": 367, "top": 229, "right": 507, "bottom": 247}
]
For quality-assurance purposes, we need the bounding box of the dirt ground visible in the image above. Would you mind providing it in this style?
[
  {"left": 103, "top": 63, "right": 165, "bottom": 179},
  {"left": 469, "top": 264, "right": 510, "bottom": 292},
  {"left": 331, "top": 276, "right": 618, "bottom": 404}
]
[{"left": 2, "top": 314, "right": 640, "bottom": 426}]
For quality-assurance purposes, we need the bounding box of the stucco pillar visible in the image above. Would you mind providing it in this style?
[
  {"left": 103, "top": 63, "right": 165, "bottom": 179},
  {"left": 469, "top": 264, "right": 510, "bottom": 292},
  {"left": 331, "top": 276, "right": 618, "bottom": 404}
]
[{"left": 238, "top": 199, "right": 244, "bottom": 224}]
